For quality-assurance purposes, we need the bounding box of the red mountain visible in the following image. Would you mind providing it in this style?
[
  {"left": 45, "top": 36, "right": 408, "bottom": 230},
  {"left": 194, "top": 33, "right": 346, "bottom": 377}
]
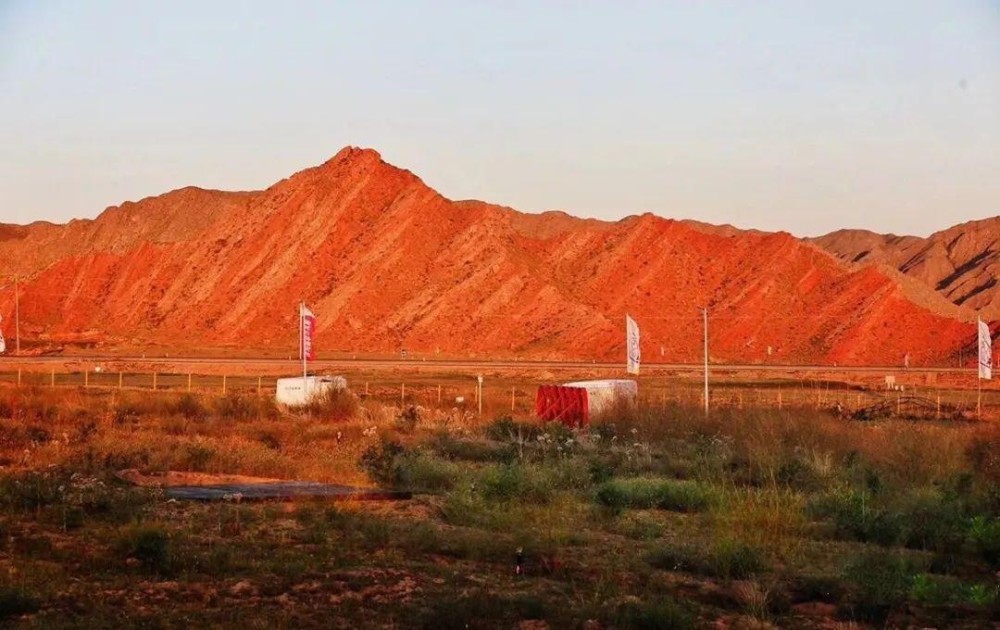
[{"left": 0, "top": 147, "right": 978, "bottom": 364}]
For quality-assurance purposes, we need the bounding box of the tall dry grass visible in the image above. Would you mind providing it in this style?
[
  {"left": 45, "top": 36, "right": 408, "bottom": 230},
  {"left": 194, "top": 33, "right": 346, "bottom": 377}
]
[{"left": 0, "top": 386, "right": 402, "bottom": 484}]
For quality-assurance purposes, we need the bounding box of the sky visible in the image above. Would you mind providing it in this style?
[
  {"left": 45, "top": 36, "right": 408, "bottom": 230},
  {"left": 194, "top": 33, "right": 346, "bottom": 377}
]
[{"left": 0, "top": 1, "right": 997, "bottom": 237}]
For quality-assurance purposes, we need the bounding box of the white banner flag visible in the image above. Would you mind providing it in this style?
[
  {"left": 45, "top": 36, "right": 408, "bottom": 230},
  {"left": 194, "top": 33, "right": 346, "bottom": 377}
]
[
  {"left": 626, "top": 314, "right": 640, "bottom": 375},
  {"left": 979, "top": 318, "right": 992, "bottom": 380}
]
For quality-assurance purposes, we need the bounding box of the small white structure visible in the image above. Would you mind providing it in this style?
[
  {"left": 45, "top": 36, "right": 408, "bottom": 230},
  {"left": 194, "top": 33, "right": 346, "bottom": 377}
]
[
  {"left": 275, "top": 375, "right": 347, "bottom": 407},
  {"left": 562, "top": 379, "right": 638, "bottom": 416}
]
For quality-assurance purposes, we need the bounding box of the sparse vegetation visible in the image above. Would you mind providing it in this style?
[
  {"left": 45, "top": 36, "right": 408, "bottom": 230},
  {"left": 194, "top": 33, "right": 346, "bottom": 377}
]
[{"left": 0, "top": 382, "right": 997, "bottom": 627}]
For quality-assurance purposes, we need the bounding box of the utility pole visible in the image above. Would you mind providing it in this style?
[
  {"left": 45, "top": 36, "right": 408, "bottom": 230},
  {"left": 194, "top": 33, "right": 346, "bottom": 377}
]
[
  {"left": 477, "top": 374, "right": 484, "bottom": 418},
  {"left": 14, "top": 277, "right": 19, "bottom": 355},
  {"left": 703, "top": 307, "right": 709, "bottom": 416}
]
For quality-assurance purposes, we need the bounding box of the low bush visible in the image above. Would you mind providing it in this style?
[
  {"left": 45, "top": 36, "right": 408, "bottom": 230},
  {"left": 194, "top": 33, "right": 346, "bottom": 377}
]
[
  {"left": 397, "top": 452, "right": 460, "bottom": 493},
  {"left": 214, "top": 394, "right": 259, "bottom": 421},
  {"left": 542, "top": 457, "right": 593, "bottom": 492},
  {"left": 908, "top": 573, "right": 979, "bottom": 606},
  {"left": 899, "top": 491, "right": 967, "bottom": 552},
  {"left": 485, "top": 416, "right": 541, "bottom": 442},
  {"left": 117, "top": 525, "right": 173, "bottom": 575},
  {"left": 968, "top": 516, "right": 1000, "bottom": 567},
  {"left": 648, "top": 538, "right": 769, "bottom": 580},
  {"left": 811, "top": 488, "right": 976, "bottom": 553},
  {"left": 302, "top": 386, "right": 358, "bottom": 421},
  {"left": 430, "top": 433, "right": 517, "bottom": 464},
  {"left": 478, "top": 463, "right": 554, "bottom": 504},
  {"left": 176, "top": 442, "right": 217, "bottom": 471},
  {"left": 614, "top": 513, "right": 666, "bottom": 540},
  {"left": 776, "top": 457, "right": 825, "bottom": 491},
  {"left": 0, "top": 471, "right": 65, "bottom": 511},
  {"left": 360, "top": 439, "right": 460, "bottom": 492},
  {"left": 788, "top": 575, "right": 845, "bottom": 603},
  {"left": 418, "top": 591, "right": 550, "bottom": 628},
  {"left": 594, "top": 478, "right": 716, "bottom": 514},
  {"left": 842, "top": 550, "right": 920, "bottom": 623},
  {"left": 607, "top": 597, "right": 695, "bottom": 630},
  {"left": 358, "top": 437, "right": 407, "bottom": 487},
  {"left": 808, "top": 490, "right": 903, "bottom": 546},
  {"left": 0, "top": 586, "right": 41, "bottom": 620},
  {"left": 710, "top": 539, "right": 770, "bottom": 580},
  {"left": 169, "top": 393, "right": 206, "bottom": 419}
]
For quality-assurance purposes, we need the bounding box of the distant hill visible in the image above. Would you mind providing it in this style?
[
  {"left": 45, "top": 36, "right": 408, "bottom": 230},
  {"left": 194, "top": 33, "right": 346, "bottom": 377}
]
[{"left": 813, "top": 217, "right": 1000, "bottom": 320}]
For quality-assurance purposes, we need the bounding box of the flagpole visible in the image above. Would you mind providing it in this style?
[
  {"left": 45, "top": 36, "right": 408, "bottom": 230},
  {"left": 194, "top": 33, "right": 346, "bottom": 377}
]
[
  {"left": 703, "top": 307, "right": 709, "bottom": 416},
  {"left": 14, "top": 276, "right": 19, "bottom": 356},
  {"left": 978, "top": 316, "right": 983, "bottom": 419},
  {"left": 300, "top": 301, "right": 306, "bottom": 379}
]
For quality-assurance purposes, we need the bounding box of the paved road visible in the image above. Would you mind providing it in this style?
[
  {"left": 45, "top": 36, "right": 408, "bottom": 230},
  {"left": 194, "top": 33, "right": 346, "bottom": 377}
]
[{"left": 0, "top": 355, "right": 973, "bottom": 375}]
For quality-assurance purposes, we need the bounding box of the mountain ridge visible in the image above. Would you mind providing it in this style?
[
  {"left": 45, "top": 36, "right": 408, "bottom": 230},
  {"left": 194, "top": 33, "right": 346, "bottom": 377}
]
[
  {"left": 0, "top": 147, "right": 981, "bottom": 364},
  {"left": 813, "top": 216, "right": 1000, "bottom": 319}
]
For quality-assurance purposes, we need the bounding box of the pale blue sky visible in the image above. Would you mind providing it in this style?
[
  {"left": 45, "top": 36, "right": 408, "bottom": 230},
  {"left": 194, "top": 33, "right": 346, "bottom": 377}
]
[{"left": 0, "top": 1, "right": 997, "bottom": 236}]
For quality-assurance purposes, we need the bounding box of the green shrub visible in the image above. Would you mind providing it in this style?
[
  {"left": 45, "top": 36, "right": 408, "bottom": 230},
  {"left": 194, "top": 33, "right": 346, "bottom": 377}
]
[
  {"left": 808, "top": 490, "right": 903, "bottom": 546},
  {"left": 358, "top": 437, "right": 407, "bottom": 487},
  {"left": 118, "top": 525, "right": 173, "bottom": 574},
  {"left": 0, "top": 471, "right": 64, "bottom": 511},
  {"left": 0, "top": 586, "right": 41, "bottom": 620},
  {"left": 899, "top": 492, "right": 967, "bottom": 552},
  {"left": 431, "top": 433, "right": 517, "bottom": 464},
  {"left": 418, "top": 592, "right": 549, "bottom": 628},
  {"left": 478, "top": 463, "right": 554, "bottom": 504},
  {"left": 776, "top": 458, "right": 823, "bottom": 491},
  {"left": 587, "top": 458, "right": 616, "bottom": 484},
  {"left": 789, "top": 575, "right": 845, "bottom": 603},
  {"left": 616, "top": 513, "right": 666, "bottom": 540},
  {"left": 909, "top": 573, "right": 968, "bottom": 606},
  {"left": 594, "top": 478, "right": 715, "bottom": 514},
  {"left": 360, "top": 442, "right": 458, "bottom": 493},
  {"left": 648, "top": 539, "right": 768, "bottom": 580},
  {"left": 485, "top": 416, "right": 541, "bottom": 442},
  {"left": 609, "top": 598, "right": 695, "bottom": 630},
  {"left": 843, "top": 550, "right": 920, "bottom": 623},
  {"left": 966, "top": 582, "right": 1000, "bottom": 609},
  {"left": 594, "top": 481, "right": 629, "bottom": 515},
  {"left": 542, "top": 458, "right": 593, "bottom": 492},
  {"left": 397, "top": 452, "right": 460, "bottom": 493},
  {"left": 711, "top": 539, "right": 770, "bottom": 580},
  {"left": 968, "top": 516, "right": 1000, "bottom": 566}
]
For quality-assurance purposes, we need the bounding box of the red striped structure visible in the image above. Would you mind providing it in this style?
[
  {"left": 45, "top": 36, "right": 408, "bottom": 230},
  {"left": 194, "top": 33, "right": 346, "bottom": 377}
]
[{"left": 535, "top": 385, "right": 590, "bottom": 428}]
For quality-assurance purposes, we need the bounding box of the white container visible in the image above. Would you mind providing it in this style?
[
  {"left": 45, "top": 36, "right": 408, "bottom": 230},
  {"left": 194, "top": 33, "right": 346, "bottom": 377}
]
[
  {"left": 275, "top": 375, "right": 348, "bottom": 407},
  {"left": 562, "top": 379, "right": 638, "bottom": 416}
]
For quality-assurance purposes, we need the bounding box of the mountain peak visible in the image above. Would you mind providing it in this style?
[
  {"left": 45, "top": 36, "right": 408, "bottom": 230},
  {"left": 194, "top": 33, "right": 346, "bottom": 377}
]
[{"left": 324, "top": 146, "right": 384, "bottom": 167}]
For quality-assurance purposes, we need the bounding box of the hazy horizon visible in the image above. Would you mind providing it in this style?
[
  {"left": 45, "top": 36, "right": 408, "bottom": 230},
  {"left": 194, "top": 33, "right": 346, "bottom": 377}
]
[{"left": 1, "top": 1, "right": 998, "bottom": 237}]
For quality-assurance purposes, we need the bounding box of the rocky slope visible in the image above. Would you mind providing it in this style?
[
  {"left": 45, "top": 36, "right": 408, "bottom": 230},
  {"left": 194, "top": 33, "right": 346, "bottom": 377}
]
[
  {"left": 0, "top": 147, "right": 979, "bottom": 364},
  {"left": 813, "top": 217, "right": 1000, "bottom": 319}
]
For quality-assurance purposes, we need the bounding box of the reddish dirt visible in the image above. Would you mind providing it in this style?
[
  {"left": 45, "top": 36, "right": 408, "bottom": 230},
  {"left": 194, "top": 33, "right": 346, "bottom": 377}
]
[
  {"left": 0, "top": 147, "right": 980, "bottom": 365},
  {"left": 813, "top": 217, "right": 1000, "bottom": 318}
]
